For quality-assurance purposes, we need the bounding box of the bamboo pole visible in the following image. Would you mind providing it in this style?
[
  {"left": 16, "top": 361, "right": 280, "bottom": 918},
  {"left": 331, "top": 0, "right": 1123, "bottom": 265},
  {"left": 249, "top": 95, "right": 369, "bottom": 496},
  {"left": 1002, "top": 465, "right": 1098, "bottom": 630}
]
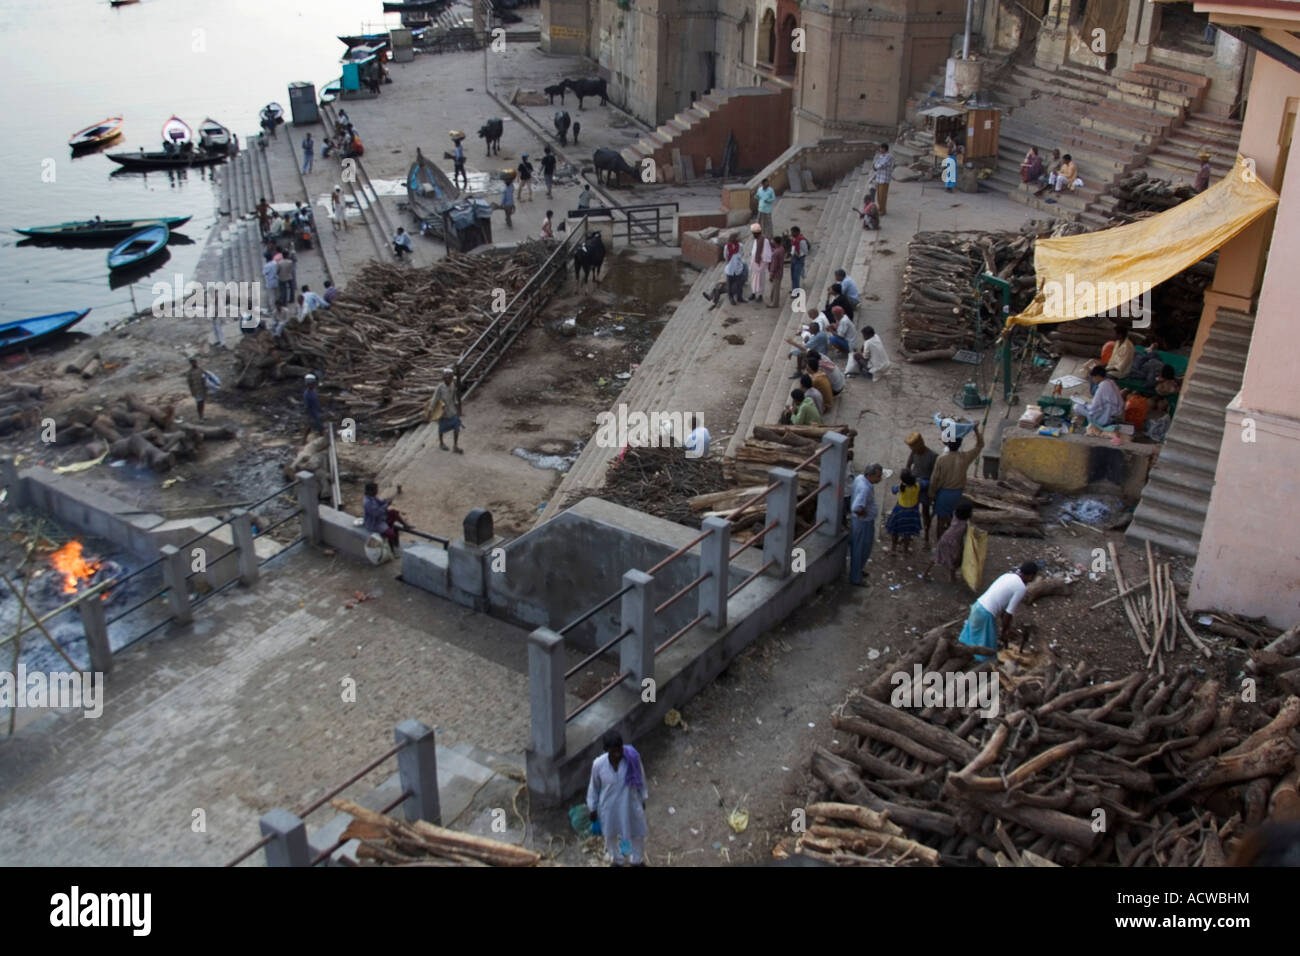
[
  {"left": 1109, "top": 541, "right": 1151, "bottom": 656},
  {"left": 0, "top": 577, "right": 118, "bottom": 648},
  {"left": 0, "top": 573, "right": 84, "bottom": 672}
]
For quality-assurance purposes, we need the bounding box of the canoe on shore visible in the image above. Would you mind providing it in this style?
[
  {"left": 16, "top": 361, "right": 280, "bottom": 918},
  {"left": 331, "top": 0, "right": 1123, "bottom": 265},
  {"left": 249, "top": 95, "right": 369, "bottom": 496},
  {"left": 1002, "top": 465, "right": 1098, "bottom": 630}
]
[
  {"left": 0, "top": 310, "right": 91, "bottom": 354},
  {"left": 16, "top": 216, "right": 191, "bottom": 242},
  {"left": 69, "top": 116, "right": 124, "bottom": 151},
  {"left": 107, "top": 223, "right": 169, "bottom": 271}
]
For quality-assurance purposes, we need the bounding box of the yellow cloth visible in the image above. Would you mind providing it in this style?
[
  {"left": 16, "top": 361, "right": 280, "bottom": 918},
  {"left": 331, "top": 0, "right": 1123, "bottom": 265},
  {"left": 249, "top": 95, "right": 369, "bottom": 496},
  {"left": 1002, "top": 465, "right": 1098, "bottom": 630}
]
[
  {"left": 896, "top": 484, "right": 920, "bottom": 508},
  {"left": 1008, "top": 156, "right": 1278, "bottom": 327},
  {"left": 961, "top": 525, "right": 989, "bottom": 593}
]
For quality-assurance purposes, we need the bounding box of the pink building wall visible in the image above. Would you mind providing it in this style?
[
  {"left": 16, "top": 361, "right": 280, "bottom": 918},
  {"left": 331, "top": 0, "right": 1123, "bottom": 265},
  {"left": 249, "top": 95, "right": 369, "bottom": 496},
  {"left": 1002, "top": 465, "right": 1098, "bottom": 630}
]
[{"left": 1191, "top": 46, "right": 1300, "bottom": 627}]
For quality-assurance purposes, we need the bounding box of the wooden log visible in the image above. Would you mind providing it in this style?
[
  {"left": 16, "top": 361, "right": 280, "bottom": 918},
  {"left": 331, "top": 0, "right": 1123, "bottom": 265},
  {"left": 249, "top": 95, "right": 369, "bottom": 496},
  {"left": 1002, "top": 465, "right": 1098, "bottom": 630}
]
[
  {"left": 806, "top": 824, "right": 940, "bottom": 865},
  {"left": 832, "top": 713, "right": 948, "bottom": 766},
  {"left": 844, "top": 692, "right": 979, "bottom": 763},
  {"left": 904, "top": 348, "right": 958, "bottom": 363},
  {"left": 807, "top": 801, "right": 905, "bottom": 836},
  {"left": 1222, "top": 695, "right": 1300, "bottom": 759},
  {"left": 1194, "top": 738, "right": 1297, "bottom": 789},
  {"left": 332, "top": 799, "right": 539, "bottom": 865},
  {"left": 1023, "top": 576, "right": 1069, "bottom": 605},
  {"left": 810, "top": 748, "right": 958, "bottom": 836},
  {"left": 946, "top": 734, "right": 1089, "bottom": 793},
  {"left": 958, "top": 790, "right": 1099, "bottom": 850},
  {"left": 1248, "top": 625, "right": 1300, "bottom": 672}
]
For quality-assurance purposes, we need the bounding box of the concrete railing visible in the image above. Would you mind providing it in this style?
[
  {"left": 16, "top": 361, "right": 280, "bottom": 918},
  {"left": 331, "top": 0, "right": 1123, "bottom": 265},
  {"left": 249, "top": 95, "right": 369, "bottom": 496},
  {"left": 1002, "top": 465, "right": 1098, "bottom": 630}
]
[
  {"left": 744, "top": 138, "right": 882, "bottom": 197},
  {"left": 0, "top": 459, "right": 314, "bottom": 674}
]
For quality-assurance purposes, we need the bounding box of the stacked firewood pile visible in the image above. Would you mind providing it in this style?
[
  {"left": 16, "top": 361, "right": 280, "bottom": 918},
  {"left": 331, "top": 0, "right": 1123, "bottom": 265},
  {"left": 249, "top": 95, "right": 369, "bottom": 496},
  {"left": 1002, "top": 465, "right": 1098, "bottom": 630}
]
[
  {"left": 234, "top": 242, "right": 558, "bottom": 434},
  {"left": 784, "top": 624, "right": 1300, "bottom": 866},
  {"left": 0, "top": 383, "right": 43, "bottom": 437},
  {"left": 964, "top": 472, "right": 1047, "bottom": 537},
  {"left": 45, "top": 393, "right": 233, "bottom": 472},
  {"left": 1204, "top": 612, "right": 1300, "bottom": 698},
  {"left": 1109, "top": 171, "right": 1198, "bottom": 222},
  {"left": 899, "top": 231, "right": 1038, "bottom": 354},
  {"left": 332, "top": 800, "right": 541, "bottom": 866},
  {"left": 581, "top": 445, "right": 728, "bottom": 527},
  {"left": 700, "top": 425, "right": 855, "bottom": 537}
]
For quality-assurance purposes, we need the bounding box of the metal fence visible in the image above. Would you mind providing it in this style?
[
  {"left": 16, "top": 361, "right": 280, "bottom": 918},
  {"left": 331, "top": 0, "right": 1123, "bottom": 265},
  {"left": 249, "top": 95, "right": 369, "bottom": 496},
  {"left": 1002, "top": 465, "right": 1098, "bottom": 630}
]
[{"left": 608, "top": 201, "right": 678, "bottom": 246}]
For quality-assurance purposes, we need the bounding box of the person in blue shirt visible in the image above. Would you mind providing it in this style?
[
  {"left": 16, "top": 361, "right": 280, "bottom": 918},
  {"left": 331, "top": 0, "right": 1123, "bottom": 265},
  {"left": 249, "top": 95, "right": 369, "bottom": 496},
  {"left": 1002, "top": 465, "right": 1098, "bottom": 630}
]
[
  {"left": 849, "top": 463, "right": 883, "bottom": 586},
  {"left": 755, "top": 177, "right": 776, "bottom": 237},
  {"left": 834, "top": 270, "right": 860, "bottom": 306},
  {"left": 500, "top": 179, "right": 515, "bottom": 228}
]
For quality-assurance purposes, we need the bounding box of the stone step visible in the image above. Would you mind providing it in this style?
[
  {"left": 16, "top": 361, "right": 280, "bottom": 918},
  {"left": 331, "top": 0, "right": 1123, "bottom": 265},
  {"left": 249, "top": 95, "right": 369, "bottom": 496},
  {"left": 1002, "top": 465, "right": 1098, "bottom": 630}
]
[
  {"left": 1141, "top": 479, "right": 1211, "bottom": 520},
  {"left": 1132, "top": 61, "right": 1211, "bottom": 92},
  {"left": 1156, "top": 441, "right": 1221, "bottom": 475},
  {"left": 1125, "top": 511, "right": 1201, "bottom": 558}
]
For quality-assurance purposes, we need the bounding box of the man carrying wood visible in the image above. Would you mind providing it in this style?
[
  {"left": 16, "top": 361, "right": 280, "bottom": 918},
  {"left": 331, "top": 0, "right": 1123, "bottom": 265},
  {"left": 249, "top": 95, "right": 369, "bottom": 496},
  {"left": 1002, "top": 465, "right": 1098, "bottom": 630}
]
[
  {"left": 427, "top": 368, "right": 463, "bottom": 454},
  {"left": 587, "top": 730, "right": 649, "bottom": 866},
  {"left": 929, "top": 425, "right": 983, "bottom": 541},
  {"left": 958, "top": 560, "right": 1039, "bottom": 661},
  {"left": 849, "top": 463, "right": 882, "bottom": 586}
]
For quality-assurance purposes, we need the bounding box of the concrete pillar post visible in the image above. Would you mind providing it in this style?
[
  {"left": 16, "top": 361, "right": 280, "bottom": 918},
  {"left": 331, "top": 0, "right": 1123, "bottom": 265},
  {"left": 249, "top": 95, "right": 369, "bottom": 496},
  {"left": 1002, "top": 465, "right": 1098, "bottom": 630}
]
[
  {"left": 528, "top": 627, "right": 566, "bottom": 762},
  {"left": 697, "top": 518, "right": 729, "bottom": 631},
  {"left": 619, "top": 569, "right": 655, "bottom": 684},
  {"left": 296, "top": 471, "right": 321, "bottom": 544},
  {"left": 230, "top": 508, "right": 259, "bottom": 586},
  {"left": 763, "top": 467, "right": 799, "bottom": 577},
  {"left": 0, "top": 457, "right": 23, "bottom": 508},
  {"left": 78, "top": 593, "right": 113, "bottom": 674},
  {"left": 160, "top": 544, "right": 192, "bottom": 626},
  {"left": 259, "top": 808, "right": 311, "bottom": 867},
  {"left": 815, "top": 433, "right": 849, "bottom": 536},
  {"left": 394, "top": 719, "right": 441, "bottom": 825}
]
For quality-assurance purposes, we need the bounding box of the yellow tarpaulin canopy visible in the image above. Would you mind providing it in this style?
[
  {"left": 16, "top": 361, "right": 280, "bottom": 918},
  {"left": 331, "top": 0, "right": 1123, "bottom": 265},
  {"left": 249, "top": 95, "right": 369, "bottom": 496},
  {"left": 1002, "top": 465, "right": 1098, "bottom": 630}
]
[{"left": 1007, "top": 155, "right": 1279, "bottom": 327}]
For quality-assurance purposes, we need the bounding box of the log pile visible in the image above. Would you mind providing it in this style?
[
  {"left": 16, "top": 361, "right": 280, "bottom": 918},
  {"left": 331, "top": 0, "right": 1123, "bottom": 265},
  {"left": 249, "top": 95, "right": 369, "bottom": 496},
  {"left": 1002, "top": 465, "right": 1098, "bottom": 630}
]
[
  {"left": 899, "top": 230, "right": 1039, "bottom": 353},
  {"left": 788, "top": 624, "right": 1300, "bottom": 866},
  {"left": 964, "top": 471, "right": 1047, "bottom": 537},
  {"left": 1109, "top": 171, "right": 1198, "bottom": 221},
  {"left": 0, "top": 382, "right": 44, "bottom": 437},
  {"left": 331, "top": 799, "right": 541, "bottom": 866},
  {"left": 706, "top": 425, "right": 856, "bottom": 536},
  {"left": 575, "top": 445, "right": 728, "bottom": 527},
  {"left": 45, "top": 393, "right": 233, "bottom": 472},
  {"left": 234, "top": 242, "right": 559, "bottom": 434}
]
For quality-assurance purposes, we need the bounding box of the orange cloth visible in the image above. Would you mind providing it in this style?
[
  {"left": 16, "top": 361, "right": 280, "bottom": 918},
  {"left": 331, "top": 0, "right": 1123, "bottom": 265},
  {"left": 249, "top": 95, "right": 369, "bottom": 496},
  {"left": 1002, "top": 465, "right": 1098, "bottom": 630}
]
[
  {"left": 1124, "top": 393, "right": 1149, "bottom": 429},
  {"left": 1101, "top": 340, "right": 1115, "bottom": 365},
  {"left": 810, "top": 371, "right": 834, "bottom": 413}
]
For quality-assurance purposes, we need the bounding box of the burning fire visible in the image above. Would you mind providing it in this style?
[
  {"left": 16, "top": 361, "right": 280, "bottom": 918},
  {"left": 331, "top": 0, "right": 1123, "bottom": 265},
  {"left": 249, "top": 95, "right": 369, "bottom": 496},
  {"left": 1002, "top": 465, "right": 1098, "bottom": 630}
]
[{"left": 49, "top": 541, "right": 102, "bottom": 595}]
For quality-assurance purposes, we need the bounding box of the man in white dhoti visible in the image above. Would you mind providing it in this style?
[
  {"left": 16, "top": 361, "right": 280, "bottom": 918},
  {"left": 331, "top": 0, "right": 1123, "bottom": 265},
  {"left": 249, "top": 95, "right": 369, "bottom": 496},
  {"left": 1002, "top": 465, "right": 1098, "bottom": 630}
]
[
  {"left": 748, "top": 223, "right": 771, "bottom": 301},
  {"left": 587, "top": 730, "right": 649, "bottom": 866}
]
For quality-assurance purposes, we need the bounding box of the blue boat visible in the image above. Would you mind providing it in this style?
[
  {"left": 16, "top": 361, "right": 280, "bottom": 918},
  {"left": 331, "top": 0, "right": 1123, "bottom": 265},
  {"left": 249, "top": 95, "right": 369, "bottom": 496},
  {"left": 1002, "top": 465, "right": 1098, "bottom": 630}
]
[
  {"left": 107, "top": 223, "right": 169, "bottom": 271},
  {"left": 0, "top": 310, "right": 91, "bottom": 354}
]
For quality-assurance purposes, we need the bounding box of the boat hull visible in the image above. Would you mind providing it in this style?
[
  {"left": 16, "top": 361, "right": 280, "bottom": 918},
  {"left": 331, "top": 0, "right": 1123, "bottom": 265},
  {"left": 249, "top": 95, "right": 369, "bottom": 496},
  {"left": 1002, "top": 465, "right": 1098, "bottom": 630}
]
[
  {"left": 107, "top": 150, "right": 227, "bottom": 170},
  {"left": 107, "top": 224, "right": 170, "bottom": 271},
  {"left": 0, "top": 310, "right": 91, "bottom": 354},
  {"left": 69, "top": 116, "right": 125, "bottom": 151},
  {"left": 16, "top": 216, "right": 192, "bottom": 242}
]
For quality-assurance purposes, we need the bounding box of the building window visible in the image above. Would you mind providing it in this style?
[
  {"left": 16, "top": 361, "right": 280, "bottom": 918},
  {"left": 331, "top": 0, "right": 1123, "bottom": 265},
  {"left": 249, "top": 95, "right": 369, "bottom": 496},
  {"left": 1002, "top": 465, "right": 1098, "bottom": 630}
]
[
  {"left": 761, "top": 9, "right": 776, "bottom": 66},
  {"left": 776, "top": 14, "right": 798, "bottom": 77}
]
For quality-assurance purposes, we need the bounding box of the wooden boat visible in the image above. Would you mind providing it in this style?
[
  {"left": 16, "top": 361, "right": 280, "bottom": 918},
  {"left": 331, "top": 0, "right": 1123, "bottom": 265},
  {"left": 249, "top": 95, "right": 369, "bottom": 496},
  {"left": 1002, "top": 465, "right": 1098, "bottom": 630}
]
[
  {"left": 0, "top": 310, "right": 90, "bottom": 354},
  {"left": 198, "top": 118, "right": 233, "bottom": 153},
  {"left": 339, "top": 33, "right": 389, "bottom": 49},
  {"left": 162, "top": 115, "right": 192, "bottom": 146},
  {"left": 382, "top": 0, "right": 447, "bottom": 12},
  {"left": 15, "top": 215, "right": 191, "bottom": 242},
  {"left": 110, "top": 0, "right": 141, "bottom": 7},
  {"left": 106, "top": 147, "right": 227, "bottom": 170},
  {"left": 107, "top": 223, "right": 169, "bottom": 271},
  {"left": 260, "top": 102, "right": 285, "bottom": 130},
  {"left": 69, "top": 116, "right": 124, "bottom": 151}
]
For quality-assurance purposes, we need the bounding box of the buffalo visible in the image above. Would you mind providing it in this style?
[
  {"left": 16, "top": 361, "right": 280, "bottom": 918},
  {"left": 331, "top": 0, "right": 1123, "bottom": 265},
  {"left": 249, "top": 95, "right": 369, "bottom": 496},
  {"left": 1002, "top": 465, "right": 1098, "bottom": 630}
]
[
  {"left": 562, "top": 76, "right": 608, "bottom": 110},
  {"left": 477, "top": 118, "right": 503, "bottom": 156},
  {"left": 544, "top": 83, "right": 566, "bottom": 104},
  {"left": 554, "top": 111, "right": 571, "bottom": 146},
  {"left": 572, "top": 121, "right": 581, "bottom": 145},
  {"left": 593, "top": 147, "right": 638, "bottom": 188},
  {"left": 573, "top": 231, "right": 605, "bottom": 289}
]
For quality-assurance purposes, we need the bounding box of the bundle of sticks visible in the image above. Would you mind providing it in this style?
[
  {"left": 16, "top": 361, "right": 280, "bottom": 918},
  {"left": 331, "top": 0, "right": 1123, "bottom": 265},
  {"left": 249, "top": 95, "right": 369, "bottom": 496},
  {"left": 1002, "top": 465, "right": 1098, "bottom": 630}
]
[
  {"left": 43, "top": 392, "right": 233, "bottom": 472},
  {"left": 1103, "top": 541, "right": 1214, "bottom": 675},
  {"left": 772, "top": 801, "right": 941, "bottom": 866},
  {"left": 234, "top": 242, "right": 560, "bottom": 433},
  {"left": 798, "top": 624, "right": 1300, "bottom": 866},
  {"left": 331, "top": 799, "right": 541, "bottom": 866},
  {"left": 963, "top": 472, "right": 1047, "bottom": 537},
  {"left": 708, "top": 425, "right": 855, "bottom": 534},
  {"left": 585, "top": 445, "right": 729, "bottom": 527}
]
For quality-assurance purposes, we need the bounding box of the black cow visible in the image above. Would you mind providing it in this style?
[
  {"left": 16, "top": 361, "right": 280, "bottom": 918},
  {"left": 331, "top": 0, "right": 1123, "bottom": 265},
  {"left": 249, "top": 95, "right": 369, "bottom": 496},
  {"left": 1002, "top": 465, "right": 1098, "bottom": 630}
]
[
  {"left": 544, "top": 83, "right": 566, "bottom": 105},
  {"left": 562, "top": 76, "right": 608, "bottom": 109},
  {"left": 477, "top": 118, "right": 503, "bottom": 156},
  {"left": 593, "top": 147, "right": 638, "bottom": 188},
  {"left": 554, "top": 111, "right": 571, "bottom": 146},
  {"left": 572, "top": 121, "right": 581, "bottom": 145},
  {"left": 573, "top": 232, "right": 605, "bottom": 289}
]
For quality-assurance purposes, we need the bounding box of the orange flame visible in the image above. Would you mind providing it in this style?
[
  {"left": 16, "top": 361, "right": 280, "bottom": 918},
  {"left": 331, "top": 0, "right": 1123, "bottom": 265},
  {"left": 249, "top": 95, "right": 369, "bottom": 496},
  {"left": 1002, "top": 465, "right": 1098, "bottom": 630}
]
[{"left": 49, "top": 541, "right": 102, "bottom": 594}]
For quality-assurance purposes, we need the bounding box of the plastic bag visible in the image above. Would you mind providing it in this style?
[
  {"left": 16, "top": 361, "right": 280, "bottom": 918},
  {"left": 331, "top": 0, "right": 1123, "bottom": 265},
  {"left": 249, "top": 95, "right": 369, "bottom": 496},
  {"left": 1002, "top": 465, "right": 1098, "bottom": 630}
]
[
  {"left": 961, "top": 525, "right": 989, "bottom": 593},
  {"left": 568, "top": 804, "right": 594, "bottom": 835},
  {"left": 846, "top": 352, "right": 861, "bottom": 376}
]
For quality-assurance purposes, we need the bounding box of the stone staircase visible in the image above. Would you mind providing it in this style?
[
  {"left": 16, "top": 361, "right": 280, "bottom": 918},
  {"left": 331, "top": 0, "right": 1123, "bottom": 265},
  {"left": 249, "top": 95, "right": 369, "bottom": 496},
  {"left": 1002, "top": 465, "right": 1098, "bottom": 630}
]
[
  {"left": 977, "top": 60, "right": 1209, "bottom": 229},
  {"left": 1139, "top": 109, "right": 1241, "bottom": 183},
  {"left": 213, "top": 137, "right": 276, "bottom": 287},
  {"left": 725, "top": 158, "right": 877, "bottom": 455},
  {"left": 620, "top": 88, "right": 781, "bottom": 178},
  {"left": 1126, "top": 308, "right": 1254, "bottom": 558}
]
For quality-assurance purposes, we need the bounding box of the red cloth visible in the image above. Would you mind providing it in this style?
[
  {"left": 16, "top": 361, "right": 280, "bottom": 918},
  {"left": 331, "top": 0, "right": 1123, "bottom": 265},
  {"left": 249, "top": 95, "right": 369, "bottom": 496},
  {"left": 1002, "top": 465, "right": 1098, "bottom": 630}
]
[
  {"left": 1101, "top": 340, "right": 1115, "bottom": 365},
  {"left": 1124, "top": 394, "right": 1149, "bottom": 429}
]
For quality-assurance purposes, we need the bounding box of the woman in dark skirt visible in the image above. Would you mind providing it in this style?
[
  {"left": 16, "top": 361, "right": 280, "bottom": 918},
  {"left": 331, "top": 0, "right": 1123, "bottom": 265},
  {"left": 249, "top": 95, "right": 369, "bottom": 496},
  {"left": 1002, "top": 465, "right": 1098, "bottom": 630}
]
[
  {"left": 885, "top": 469, "right": 923, "bottom": 554},
  {"left": 923, "top": 499, "right": 972, "bottom": 582}
]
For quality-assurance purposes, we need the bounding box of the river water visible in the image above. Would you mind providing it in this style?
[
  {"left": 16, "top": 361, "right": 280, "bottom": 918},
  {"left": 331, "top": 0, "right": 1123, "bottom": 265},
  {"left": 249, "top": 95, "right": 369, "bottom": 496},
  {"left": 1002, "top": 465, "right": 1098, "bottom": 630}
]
[{"left": 0, "top": 0, "right": 396, "bottom": 334}]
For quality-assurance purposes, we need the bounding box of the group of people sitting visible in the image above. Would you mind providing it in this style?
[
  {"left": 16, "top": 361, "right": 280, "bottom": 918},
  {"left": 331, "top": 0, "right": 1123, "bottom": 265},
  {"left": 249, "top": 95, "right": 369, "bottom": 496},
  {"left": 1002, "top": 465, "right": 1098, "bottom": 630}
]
[
  {"left": 1072, "top": 324, "right": 1181, "bottom": 442},
  {"left": 259, "top": 200, "right": 315, "bottom": 252},
  {"left": 1020, "top": 146, "right": 1083, "bottom": 195}
]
